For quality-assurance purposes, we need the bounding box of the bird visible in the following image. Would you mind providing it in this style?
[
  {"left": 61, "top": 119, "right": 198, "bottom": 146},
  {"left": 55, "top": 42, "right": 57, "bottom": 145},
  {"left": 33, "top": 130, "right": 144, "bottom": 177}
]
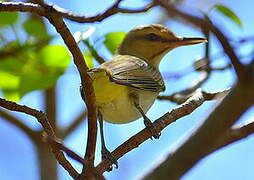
[{"left": 80, "top": 24, "right": 207, "bottom": 168}]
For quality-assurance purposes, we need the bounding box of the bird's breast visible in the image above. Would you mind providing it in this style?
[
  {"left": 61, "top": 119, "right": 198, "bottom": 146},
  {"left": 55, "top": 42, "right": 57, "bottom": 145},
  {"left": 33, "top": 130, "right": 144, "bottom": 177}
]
[
  {"left": 91, "top": 70, "right": 127, "bottom": 104},
  {"left": 90, "top": 69, "right": 159, "bottom": 124},
  {"left": 98, "top": 87, "right": 158, "bottom": 124}
]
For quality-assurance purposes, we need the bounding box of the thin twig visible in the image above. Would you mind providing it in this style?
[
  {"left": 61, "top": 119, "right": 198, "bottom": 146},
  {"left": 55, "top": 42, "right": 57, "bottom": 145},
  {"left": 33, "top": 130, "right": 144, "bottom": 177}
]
[
  {"left": 83, "top": 40, "right": 106, "bottom": 64},
  {"left": 211, "top": 64, "right": 232, "bottom": 71},
  {"left": 202, "top": 88, "right": 231, "bottom": 100},
  {"left": 42, "top": 134, "right": 85, "bottom": 164},
  {"left": 158, "top": 72, "right": 209, "bottom": 104},
  {"left": 0, "top": 1, "right": 155, "bottom": 23},
  {"left": 51, "top": 1, "right": 155, "bottom": 23},
  {"left": 158, "top": 88, "right": 230, "bottom": 104}
]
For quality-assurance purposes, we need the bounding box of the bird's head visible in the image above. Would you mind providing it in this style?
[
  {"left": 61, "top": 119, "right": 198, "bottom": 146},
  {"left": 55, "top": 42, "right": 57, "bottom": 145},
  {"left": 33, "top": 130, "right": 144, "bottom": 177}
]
[{"left": 117, "top": 24, "right": 207, "bottom": 68}]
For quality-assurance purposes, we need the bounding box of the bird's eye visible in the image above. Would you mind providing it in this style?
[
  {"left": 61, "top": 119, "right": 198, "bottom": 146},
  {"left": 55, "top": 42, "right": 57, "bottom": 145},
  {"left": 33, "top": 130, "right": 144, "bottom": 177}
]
[{"left": 145, "top": 33, "right": 161, "bottom": 41}]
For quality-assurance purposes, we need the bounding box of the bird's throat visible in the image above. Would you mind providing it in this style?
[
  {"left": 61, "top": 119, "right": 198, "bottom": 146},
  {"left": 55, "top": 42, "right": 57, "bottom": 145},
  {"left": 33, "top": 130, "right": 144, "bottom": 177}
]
[{"left": 147, "top": 46, "right": 171, "bottom": 68}]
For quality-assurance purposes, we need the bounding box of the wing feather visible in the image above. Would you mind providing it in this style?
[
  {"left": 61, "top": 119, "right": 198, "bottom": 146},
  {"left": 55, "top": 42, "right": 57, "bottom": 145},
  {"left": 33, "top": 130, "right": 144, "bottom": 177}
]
[{"left": 100, "top": 55, "right": 165, "bottom": 92}]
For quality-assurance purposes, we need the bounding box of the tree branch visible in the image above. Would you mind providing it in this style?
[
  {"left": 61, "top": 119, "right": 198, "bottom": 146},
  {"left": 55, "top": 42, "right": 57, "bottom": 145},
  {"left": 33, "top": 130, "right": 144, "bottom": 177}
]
[
  {"left": 158, "top": 88, "right": 230, "bottom": 104},
  {"left": 142, "top": 118, "right": 254, "bottom": 180},
  {"left": 42, "top": 133, "right": 85, "bottom": 165},
  {"left": 0, "top": 98, "right": 79, "bottom": 178},
  {"left": 1, "top": 0, "right": 98, "bottom": 175},
  {"left": 220, "top": 120, "right": 254, "bottom": 148},
  {"left": 0, "top": 1, "right": 155, "bottom": 23},
  {"left": 96, "top": 88, "right": 227, "bottom": 173},
  {"left": 0, "top": 2, "right": 45, "bottom": 15},
  {"left": 49, "top": 0, "right": 155, "bottom": 23},
  {"left": 143, "top": 82, "right": 254, "bottom": 180},
  {"left": 158, "top": 72, "right": 209, "bottom": 104},
  {"left": 44, "top": 8, "right": 98, "bottom": 171},
  {"left": 44, "top": 86, "right": 57, "bottom": 132},
  {"left": 202, "top": 89, "right": 231, "bottom": 100}
]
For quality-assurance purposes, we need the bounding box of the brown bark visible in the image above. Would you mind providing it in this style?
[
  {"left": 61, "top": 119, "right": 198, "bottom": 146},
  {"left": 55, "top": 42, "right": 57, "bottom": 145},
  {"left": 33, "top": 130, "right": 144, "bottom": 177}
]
[{"left": 37, "top": 141, "right": 58, "bottom": 180}]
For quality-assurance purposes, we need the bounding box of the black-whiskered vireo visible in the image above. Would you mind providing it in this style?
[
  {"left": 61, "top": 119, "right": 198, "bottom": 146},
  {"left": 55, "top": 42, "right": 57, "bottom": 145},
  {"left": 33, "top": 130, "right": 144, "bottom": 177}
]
[{"left": 80, "top": 24, "right": 207, "bottom": 168}]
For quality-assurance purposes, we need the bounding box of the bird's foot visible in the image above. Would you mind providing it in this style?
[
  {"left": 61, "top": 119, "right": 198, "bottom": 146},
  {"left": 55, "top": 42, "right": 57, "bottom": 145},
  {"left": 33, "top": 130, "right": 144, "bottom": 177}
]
[
  {"left": 101, "top": 147, "right": 118, "bottom": 171},
  {"left": 144, "top": 117, "right": 161, "bottom": 139}
]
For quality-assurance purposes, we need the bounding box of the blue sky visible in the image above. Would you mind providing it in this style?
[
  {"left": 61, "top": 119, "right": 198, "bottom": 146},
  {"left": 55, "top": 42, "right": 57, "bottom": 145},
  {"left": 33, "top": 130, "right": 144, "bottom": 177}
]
[{"left": 0, "top": 0, "right": 254, "bottom": 180}]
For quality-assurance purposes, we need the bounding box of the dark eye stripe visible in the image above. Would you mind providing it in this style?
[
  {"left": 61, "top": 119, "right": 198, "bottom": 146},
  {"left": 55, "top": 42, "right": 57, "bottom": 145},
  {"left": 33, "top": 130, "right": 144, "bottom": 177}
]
[
  {"left": 145, "top": 33, "right": 170, "bottom": 43},
  {"left": 145, "top": 33, "right": 162, "bottom": 41}
]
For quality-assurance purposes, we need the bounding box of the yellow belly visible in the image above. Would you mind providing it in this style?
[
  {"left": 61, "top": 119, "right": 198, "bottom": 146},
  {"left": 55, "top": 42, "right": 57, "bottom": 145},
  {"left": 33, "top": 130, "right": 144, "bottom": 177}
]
[
  {"left": 91, "top": 70, "right": 158, "bottom": 124},
  {"left": 92, "top": 71, "right": 127, "bottom": 104}
]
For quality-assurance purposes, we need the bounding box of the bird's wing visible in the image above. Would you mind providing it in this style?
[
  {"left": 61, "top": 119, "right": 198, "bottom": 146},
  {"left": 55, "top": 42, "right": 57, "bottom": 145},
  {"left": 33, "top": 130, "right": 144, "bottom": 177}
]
[{"left": 100, "top": 55, "right": 165, "bottom": 92}]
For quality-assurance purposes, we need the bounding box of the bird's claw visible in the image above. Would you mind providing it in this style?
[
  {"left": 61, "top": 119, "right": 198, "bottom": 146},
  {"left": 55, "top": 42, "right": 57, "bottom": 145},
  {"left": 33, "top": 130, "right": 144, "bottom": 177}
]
[
  {"left": 144, "top": 117, "right": 161, "bottom": 139},
  {"left": 101, "top": 147, "right": 118, "bottom": 171}
]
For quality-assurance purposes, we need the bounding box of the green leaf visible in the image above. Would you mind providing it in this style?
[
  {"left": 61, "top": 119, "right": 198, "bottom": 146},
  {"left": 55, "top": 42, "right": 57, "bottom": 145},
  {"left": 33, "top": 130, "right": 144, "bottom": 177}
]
[
  {"left": 104, "top": 32, "right": 126, "bottom": 54},
  {"left": 0, "top": 71, "right": 20, "bottom": 101},
  {"left": 83, "top": 51, "right": 94, "bottom": 69},
  {"left": 0, "top": 71, "right": 19, "bottom": 89},
  {"left": 23, "top": 19, "right": 48, "bottom": 39},
  {"left": 38, "top": 45, "right": 71, "bottom": 69},
  {"left": 2, "top": 90, "right": 20, "bottom": 102},
  {"left": 18, "top": 73, "right": 59, "bottom": 97},
  {"left": 0, "top": 56, "right": 25, "bottom": 73},
  {"left": 0, "top": 40, "right": 20, "bottom": 51},
  {"left": 0, "top": 44, "right": 71, "bottom": 101},
  {"left": 16, "top": 45, "right": 71, "bottom": 95},
  {"left": 0, "top": 12, "right": 19, "bottom": 27},
  {"left": 16, "top": 45, "right": 70, "bottom": 97},
  {"left": 213, "top": 4, "right": 243, "bottom": 27}
]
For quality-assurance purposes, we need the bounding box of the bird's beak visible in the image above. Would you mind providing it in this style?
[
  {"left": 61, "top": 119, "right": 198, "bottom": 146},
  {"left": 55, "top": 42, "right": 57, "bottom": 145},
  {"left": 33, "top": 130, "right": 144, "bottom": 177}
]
[{"left": 175, "top": 37, "right": 208, "bottom": 46}]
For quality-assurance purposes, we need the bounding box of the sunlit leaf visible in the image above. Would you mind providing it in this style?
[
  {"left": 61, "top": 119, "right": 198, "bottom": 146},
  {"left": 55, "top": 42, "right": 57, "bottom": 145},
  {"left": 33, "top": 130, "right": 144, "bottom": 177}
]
[
  {"left": 0, "top": 71, "right": 20, "bottom": 101},
  {"left": 104, "top": 32, "right": 126, "bottom": 54},
  {"left": 0, "top": 71, "right": 19, "bottom": 89},
  {"left": 2, "top": 90, "right": 20, "bottom": 102},
  {"left": 83, "top": 51, "right": 94, "bottom": 69},
  {"left": 38, "top": 45, "right": 71, "bottom": 69},
  {"left": 213, "top": 4, "right": 243, "bottom": 27},
  {"left": 0, "top": 12, "right": 19, "bottom": 27}
]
